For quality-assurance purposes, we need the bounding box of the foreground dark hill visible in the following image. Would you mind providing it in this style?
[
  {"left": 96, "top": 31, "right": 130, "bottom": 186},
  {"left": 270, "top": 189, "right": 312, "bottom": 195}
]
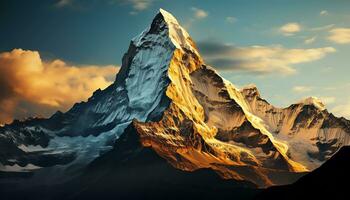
[
  {"left": 256, "top": 146, "right": 350, "bottom": 200},
  {"left": 0, "top": 124, "right": 258, "bottom": 200},
  {"left": 64, "top": 124, "right": 260, "bottom": 200}
]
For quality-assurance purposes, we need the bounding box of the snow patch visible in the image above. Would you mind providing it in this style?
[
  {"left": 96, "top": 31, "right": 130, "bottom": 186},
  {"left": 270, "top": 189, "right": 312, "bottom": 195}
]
[
  {"left": 18, "top": 144, "right": 47, "bottom": 152},
  {"left": 158, "top": 9, "right": 200, "bottom": 55},
  {"left": 299, "top": 97, "right": 326, "bottom": 110},
  {"left": 0, "top": 163, "right": 41, "bottom": 172}
]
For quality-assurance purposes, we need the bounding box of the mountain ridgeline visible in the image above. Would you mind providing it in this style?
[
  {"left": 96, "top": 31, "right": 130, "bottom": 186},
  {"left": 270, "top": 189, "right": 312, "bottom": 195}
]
[{"left": 0, "top": 9, "right": 349, "bottom": 198}]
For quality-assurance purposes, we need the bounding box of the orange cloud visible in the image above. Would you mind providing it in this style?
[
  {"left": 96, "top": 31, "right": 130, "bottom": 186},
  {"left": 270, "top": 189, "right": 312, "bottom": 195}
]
[
  {"left": 328, "top": 28, "right": 350, "bottom": 44},
  {"left": 0, "top": 49, "right": 119, "bottom": 124}
]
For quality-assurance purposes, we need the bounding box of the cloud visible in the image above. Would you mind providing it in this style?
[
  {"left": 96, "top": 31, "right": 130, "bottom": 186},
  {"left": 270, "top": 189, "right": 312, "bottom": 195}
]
[
  {"left": 0, "top": 49, "right": 119, "bottom": 124},
  {"left": 293, "top": 86, "right": 312, "bottom": 93},
  {"left": 56, "top": 0, "right": 153, "bottom": 13},
  {"left": 191, "top": 7, "right": 208, "bottom": 19},
  {"left": 127, "top": 0, "right": 153, "bottom": 11},
  {"left": 332, "top": 102, "right": 350, "bottom": 119},
  {"left": 320, "top": 10, "right": 329, "bottom": 16},
  {"left": 121, "top": 0, "right": 153, "bottom": 15},
  {"left": 310, "top": 24, "right": 335, "bottom": 31},
  {"left": 226, "top": 16, "right": 237, "bottom": 24},
  {"left": 279, "top": 23, "right": 301, "bottom": 36},
  {"left": 318, "top": 96, "right": 336, "bottom": 105},
  {"left": 184, "top": 7, "right": 208, "bottom": 29},
  {"left": 55, "top": 0, "right": 73, "bottom": 7},
  {"left": 197, "top": 41, "right": 336, "bottom": 75},
  {"left": 328, "top": 28, "right": 350, "bottom": 44},
  {"left": 304, "top": 36, "right": 317, "bottom": 44}
]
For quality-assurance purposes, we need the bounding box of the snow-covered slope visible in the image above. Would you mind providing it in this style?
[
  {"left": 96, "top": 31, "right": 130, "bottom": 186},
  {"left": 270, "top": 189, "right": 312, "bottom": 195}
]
[
  {"left": 0, "top": 9, "right": 178, "bottom": 174},
  {"left": 0, "top": 9, "right": 349, "bottom": 188},
  {"left": 241, "top": 86, "right": 350, "bottom": 170},
  {"left": 125, "top": 10, "right": 309, "bottom": 186}
]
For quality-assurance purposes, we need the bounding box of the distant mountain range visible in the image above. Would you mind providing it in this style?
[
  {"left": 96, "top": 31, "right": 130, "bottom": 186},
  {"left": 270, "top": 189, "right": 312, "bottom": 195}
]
[{"left": 0, "top": 9, "right": 349, "bottom": 199}]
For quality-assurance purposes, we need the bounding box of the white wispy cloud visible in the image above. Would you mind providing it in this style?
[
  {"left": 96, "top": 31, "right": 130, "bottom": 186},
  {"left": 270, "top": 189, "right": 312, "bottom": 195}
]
[
  {"left": 127, "top": 0, "right": 153, "bottom": 11},
  {"left": 332, "top": 101, "right": 350, "bottom": 119},
  {"left": 320, "top": 10, "right": 329, "bottom": 16},
  {"left": 198, "top": 41, "right": 336, "bottom": 75},
  {"left": 184, "top": 7, "right": 208, "bottom": 29},
  {"left": 304, "top": 36, "right": 317, "bottom": 44},
  {"left": 226, "top": 16, "right": 237, "bottom": 24},
  {"left": 55, "top": 0, "right": 73, "bottom": 7},
  {"left": 116, "top": 0, "right": 154, "bottom": 14},
  {"left": 293, "top": 86, "right": 313, "bottom": 93},
  {"left": 328, "top": 28, "right": 350, "bottom": 44},
  {"left": 191, "top": 7, "right": 208, "bottom": 19},
  {"left": 319, "top": 96, "right": 336, "bottom": 105},
  {"left": 310, "top": 24, "right": 335, "bottom": 31},
  {"left": 279, "top": 22, "right": 301, "bottom": 36},
  {"left": 56, "top": 0, "right": 154, "bottom": 13}
]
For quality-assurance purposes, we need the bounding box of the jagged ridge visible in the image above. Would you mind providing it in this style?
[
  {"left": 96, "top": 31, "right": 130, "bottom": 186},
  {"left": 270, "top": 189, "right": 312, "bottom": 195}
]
[{"left": 241, "top": 86, "right": 350, "bottom": 170}]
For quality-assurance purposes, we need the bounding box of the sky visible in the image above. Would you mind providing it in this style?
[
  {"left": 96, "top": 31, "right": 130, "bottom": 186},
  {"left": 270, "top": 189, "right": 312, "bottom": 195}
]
[{"left": 1, "top": 0, "right": 350, "bottom": 124}]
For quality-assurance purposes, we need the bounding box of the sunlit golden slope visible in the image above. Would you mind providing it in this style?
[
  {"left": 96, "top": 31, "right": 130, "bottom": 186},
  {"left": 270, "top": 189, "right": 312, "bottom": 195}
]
[{"left": 133, "top": 9, "right": 308, "bottom": 188}]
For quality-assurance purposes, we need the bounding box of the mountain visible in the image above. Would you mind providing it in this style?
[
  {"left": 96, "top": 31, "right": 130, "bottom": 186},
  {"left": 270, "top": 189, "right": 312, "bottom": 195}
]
[
  {"left": 0, "top": 8, "right": 349, "bottom": 195},
  {"left": 255, "top": 146, "right": 350, "bottom": 200},
  {"left": 242, "top": 86, "right": 350, "bottom": 170},
  {"left": 0, "top": 124, "right": 259, "bottom": 200}
]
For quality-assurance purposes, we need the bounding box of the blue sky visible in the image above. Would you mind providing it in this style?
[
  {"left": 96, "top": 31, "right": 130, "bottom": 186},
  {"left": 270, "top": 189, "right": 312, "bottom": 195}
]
[{"left": 1, "top": 0, "right": 350, "bottom": 123}]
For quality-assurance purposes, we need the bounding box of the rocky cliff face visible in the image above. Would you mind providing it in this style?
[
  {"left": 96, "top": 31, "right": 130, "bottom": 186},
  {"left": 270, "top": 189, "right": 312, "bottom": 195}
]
[{"left": 0, "top": 9, "right": 349, "bottom": 188}]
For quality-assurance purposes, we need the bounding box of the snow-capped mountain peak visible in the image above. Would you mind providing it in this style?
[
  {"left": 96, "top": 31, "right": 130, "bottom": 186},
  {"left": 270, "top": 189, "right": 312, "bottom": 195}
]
[
  {"left": 240, "top": 84, "right": 261, "bottom": 100},
  {"left": 297, "top": 96, "right": 326, "bottom": 110},
  {"left": 159, "top": 8, "right": 199, "bottom": 54},
  {"left": 132, "top": 9, "right": 200, "bottom": 58}
]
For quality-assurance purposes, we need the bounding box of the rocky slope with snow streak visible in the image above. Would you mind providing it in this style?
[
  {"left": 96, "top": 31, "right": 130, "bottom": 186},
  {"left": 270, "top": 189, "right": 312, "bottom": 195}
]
[{"left": 241, "top": 86, "right": 350, "bottom": 170}]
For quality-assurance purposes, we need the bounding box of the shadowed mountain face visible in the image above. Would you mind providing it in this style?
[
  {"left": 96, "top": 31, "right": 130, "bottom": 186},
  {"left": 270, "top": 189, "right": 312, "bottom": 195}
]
[
  {"left": 0, "top": 8, "right": 349, "bottom": 196},
  {"left": 0, "top": 124, "right": 259, "bottom": 200},
  {"left": 255, "top": 146, "right": 350, "bottom": 200},
  {"left": 68, "top": 125, "right": 257, "bottom": 200}
]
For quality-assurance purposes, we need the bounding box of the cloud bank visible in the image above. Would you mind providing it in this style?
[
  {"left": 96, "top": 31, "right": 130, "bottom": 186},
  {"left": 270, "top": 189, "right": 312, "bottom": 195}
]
[
  {"left": 0, "top": 49, "right": 119, "bottom": 124},
  {"left": 197, "top": 41, "right": 335, "bottom": 75}
]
